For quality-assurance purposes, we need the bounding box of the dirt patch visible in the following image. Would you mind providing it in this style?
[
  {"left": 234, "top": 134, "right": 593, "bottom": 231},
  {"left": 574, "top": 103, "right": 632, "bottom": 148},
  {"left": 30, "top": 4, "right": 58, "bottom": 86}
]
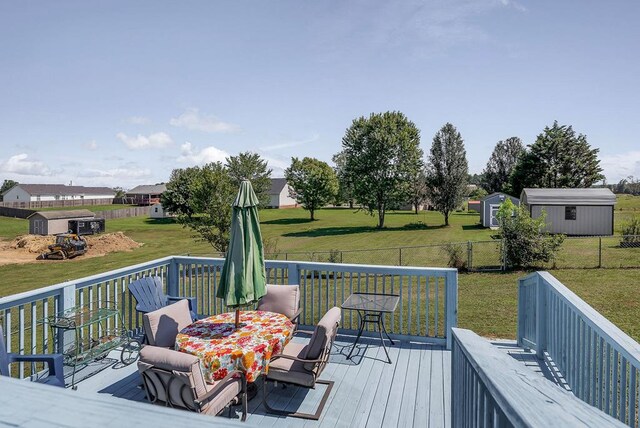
[{"left": 0, "top": 232, "right": 142, "bottom": 266}]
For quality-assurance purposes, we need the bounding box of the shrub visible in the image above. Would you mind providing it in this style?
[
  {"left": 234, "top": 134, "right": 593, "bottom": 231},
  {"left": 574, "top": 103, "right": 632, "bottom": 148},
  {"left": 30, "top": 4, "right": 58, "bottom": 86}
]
[
  {"left": 443, "top": 243, "right": 467, "bottom": 270},
  {"left": 620, "top": 216, "right": 640, "bottom": 247},
  {"left": 496, "top": 199, "right": 564, "bottom": 269},
  {"left": 328, "top": 249, "right": 342, "bottom": 264}
]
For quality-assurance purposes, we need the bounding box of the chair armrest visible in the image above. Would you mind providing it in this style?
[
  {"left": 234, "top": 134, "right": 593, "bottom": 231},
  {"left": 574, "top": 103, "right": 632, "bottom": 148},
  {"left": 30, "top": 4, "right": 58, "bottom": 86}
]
[
  {"left": 9, "top": 353, "right": 65, "bottom": 387},
  {"left": 290, "top": 308, "right": 302, "bottom": 324},
  {"left": 269, "top": 353, "right": 324, "bottom": 365},
  {"left": 194, "top": 370, "right": 246, "bottom": 408}
]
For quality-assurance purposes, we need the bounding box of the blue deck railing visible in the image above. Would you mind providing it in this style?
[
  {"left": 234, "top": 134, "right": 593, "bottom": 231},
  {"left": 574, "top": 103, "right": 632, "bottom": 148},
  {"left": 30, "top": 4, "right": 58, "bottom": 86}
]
[
  {"left": 518, "top": 271, "right": 640, "bottom": 427},
  {"left": 0, "top": 256, "right": 458, "bottom": 380}
]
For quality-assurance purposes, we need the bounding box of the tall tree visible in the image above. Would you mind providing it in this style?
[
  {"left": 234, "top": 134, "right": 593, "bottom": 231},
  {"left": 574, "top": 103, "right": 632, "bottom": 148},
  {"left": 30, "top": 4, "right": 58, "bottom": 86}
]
[
  {"left": 426, "top": 123, "right": 469, "bottom": 226},
  {"left": 225, "top": 152, "right": 272, "bottom": 207},
  {"left": 331, "top": 151, "right": 354, "bottom": 208},
  {"left": 509, "top": 121, "right": 604, "bottom": 196},
  {"left": 341, "top": 111, "right": 423, "bottom": 228},
  {"left": 481, "top": 137, "right": 525, "bottom": 194},
  {"left": 408, "top": 167, "right": 429, "bottom": 214},
  {"left": 285, "top": 157, "right": 338, "bottom": 220},
  {"left": 161, "top": 163, "right": 236, "bottom": 252},
  {"left": 0, "top": 179, "right": 18, "bottom": 201}
]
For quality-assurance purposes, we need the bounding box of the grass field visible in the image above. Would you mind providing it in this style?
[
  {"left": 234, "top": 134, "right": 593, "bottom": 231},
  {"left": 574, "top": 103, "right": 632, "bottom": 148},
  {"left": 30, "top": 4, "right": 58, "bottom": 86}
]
[{"left": 0, "top": 195, "right": 638, "bottom": 341}]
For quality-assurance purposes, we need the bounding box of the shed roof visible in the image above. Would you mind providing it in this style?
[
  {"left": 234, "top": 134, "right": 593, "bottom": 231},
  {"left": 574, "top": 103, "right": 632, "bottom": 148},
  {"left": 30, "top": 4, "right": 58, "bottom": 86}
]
[
  {"left": 3, "top": 184, "right": 115, "bottom": 196},
  {"left": 268, "top": 178, "right": 288, "bottom": 194},
  {"left": 28, "top": 209, "right": 96, "bottom": 220},
  {"left": 126, "top": 184, "right": 167, "bottom": 195},
  {"left": 481, "top": 192, "right": 518, "bottom": 202},
  {"left": 521, "top": 188, "right": 616, "bottom": 205}
]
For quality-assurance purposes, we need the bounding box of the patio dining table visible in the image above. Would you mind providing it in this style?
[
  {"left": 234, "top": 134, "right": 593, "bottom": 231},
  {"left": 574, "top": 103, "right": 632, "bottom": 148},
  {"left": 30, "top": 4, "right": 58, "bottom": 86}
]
[{"left": 175, "top": 310, "right": 294, "bottom": 383}]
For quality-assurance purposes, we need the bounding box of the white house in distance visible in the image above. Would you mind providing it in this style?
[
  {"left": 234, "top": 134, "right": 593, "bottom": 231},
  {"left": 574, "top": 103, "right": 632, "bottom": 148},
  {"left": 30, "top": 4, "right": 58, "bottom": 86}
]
[
  {"left": 267, "top": 178, "right": 297, "bottom": 208},
  {"left": 2, "top": 184, "right": 115, "bottom": 202},
  {"left": 520, "top": 188, "right": 616, "bottom": 236}
]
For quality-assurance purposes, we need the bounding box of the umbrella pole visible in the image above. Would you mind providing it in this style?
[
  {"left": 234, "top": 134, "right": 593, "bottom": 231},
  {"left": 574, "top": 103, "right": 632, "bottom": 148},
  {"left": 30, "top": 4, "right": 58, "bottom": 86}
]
[{"left": 235, "top": 308, "right": 240, "bottom": 329}]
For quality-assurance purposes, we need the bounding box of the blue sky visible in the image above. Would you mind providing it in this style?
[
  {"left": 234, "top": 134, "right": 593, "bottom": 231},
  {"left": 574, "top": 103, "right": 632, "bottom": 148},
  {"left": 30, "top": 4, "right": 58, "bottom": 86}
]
[{"left": 1, "top": 1, "right": 639, "bottom": 189}]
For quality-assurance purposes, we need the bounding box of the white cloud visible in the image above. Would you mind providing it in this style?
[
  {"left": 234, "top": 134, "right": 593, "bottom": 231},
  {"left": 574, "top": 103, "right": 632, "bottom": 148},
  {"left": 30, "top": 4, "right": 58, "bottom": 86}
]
[
  {"left": 170, "top": 108, "right": 240, "bottom": 134},
  {"left": 177, "top": 142, "right": 229, "bottom": 165},
  {"left": 600, "top": 150, "right": 640, "bottom": 183},
  {"left": 116, "top": 132, "right": 173, "bottom": 150},
  {"left": 0, "top": 153, "right": 53, "bottom": 176},
  {"left": 126, "top": 116, "right": 151, "bottom": 125},
  {"left": 262, "top": 134, "right": 320, "bottom": 151},
  {"left": 84, "top": 140, "right": 98, "bottom": 150},
  {"left": 77, "top": 166, "right": 152, "bottom": 180}
]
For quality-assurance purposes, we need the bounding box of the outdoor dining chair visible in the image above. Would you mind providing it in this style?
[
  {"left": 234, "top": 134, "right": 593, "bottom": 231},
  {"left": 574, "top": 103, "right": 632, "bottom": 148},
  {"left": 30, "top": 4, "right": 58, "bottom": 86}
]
[
  {"left": 138, "top": 345, "right": 247, "bottom": 421},
  {"left": 128, "top": 276, "right": 197, "bottom": 321},
  {"left": 262, "top": 306, "right": 341, "bottom": 420},
  {"left": 142, "top": 299, "right": 193, "bottom": 348},
  {"left": 256, "top": 284, "right": 302, "bottom": 329},
  {"left": 0, "top": 325, "right": 65, "bottom": 388}
]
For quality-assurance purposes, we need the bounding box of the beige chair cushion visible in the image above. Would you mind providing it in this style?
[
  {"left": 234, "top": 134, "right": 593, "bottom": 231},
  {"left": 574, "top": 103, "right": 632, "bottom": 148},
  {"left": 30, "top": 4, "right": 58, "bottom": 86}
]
[
  {"left": 143, "top": 299, "right": 193, "bottom": 348},
  {"left": 304, "top": 306, "right": 341, "bottom": 370},
  {"left": 266, "top": 342, "right": 315, "bottom": 388},
  {"left": 200, "top": 377, "right": 243, "bottom": 416},
  {"left": 256, "top": 284, "right": 300, "bottom": 320}
]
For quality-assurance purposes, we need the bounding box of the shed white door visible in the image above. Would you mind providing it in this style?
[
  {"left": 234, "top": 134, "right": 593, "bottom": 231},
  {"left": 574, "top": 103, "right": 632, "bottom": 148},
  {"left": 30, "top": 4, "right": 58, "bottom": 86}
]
[{"left": 490, "top": 204, "right": 500, "bottom": 227}]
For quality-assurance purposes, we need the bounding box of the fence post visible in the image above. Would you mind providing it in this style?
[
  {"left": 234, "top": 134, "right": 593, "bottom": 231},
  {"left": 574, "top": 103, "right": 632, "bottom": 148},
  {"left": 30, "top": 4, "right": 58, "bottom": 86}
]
[
  {"left": 287, "top": 263, "right": 300, "bottom": 285},
  {"left": 467, "top": 241, "right": 473, "bottom": 270},
  {"left": 57, "top": 284, "right": 76, "bottom": 354},
  {"left": 535, "top": 274, "right": 547, "bottom": 358},
  {"left": 399, "top": 248, "right": 403, "bottom": 266},
  {"left": 598, "top": 237, "right": 602, "bottom": 268},
  {"left": 167, "top": 257, "right": 180, "bottom": 297}
]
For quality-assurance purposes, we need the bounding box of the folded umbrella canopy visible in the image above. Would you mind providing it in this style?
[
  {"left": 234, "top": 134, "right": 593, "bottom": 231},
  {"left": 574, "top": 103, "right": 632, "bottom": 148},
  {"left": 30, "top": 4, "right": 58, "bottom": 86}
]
[{"left": 217, "top": 180, "right": 267, "bottom": 327}]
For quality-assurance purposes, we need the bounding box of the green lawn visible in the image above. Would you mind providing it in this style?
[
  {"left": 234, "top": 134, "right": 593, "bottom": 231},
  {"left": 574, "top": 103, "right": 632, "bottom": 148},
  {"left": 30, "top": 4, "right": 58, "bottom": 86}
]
[{"left": 0, "top": 196, "right": 639, "bottom": 341}]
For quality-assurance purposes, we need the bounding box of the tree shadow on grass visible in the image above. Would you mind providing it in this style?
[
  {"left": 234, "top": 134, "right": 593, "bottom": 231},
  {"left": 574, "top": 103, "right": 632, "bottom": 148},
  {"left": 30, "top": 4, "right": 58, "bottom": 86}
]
[
  {"left": 144, "top": 218, "right": 177, "bottom": 225},
  {"left": 282, "top": 223, "right": 447, "bottom": 237},
  {"left": 261, "top": 218, "right": 314, "bottom": 225},
  {"left": 462, "top": 224, "right": 484, "bottom": 230}
]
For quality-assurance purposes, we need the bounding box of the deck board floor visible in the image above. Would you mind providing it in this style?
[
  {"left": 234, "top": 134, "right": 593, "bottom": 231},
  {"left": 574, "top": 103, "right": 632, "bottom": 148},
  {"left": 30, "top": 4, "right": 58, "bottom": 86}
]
[{"left": 60, "top": 335, "right": 554, "bottom": 427}]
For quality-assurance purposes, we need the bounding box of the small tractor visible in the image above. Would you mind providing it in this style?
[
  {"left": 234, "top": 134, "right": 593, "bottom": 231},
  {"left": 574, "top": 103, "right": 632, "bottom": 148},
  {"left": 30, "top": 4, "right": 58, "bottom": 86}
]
[{"left": 38, "top": 233, "right": 88, "bottom": 260}]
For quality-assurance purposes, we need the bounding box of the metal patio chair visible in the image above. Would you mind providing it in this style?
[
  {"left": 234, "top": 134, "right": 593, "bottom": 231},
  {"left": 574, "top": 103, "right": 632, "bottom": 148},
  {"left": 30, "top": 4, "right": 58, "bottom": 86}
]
[{"left": 262, "top": 306, "right": 340, "bottom": 420}]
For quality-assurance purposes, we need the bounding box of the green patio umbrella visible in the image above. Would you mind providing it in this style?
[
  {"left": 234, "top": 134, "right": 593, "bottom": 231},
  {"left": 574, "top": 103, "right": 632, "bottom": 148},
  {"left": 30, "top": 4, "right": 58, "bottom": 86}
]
[{"left": 217, "top": 180, "right": 267, "bottom": 328}]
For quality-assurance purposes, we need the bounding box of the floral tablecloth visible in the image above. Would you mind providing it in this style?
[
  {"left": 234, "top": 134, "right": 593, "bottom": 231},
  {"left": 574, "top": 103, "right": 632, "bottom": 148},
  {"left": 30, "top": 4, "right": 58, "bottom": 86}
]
[{"left": 175, "top": 310, "right": 294, "bottom": 383}]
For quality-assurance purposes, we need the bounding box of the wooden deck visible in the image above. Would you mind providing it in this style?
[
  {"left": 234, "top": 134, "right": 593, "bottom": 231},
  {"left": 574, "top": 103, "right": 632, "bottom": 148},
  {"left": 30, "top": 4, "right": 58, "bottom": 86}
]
[
  {"left": 51, "top": 335, "right": 560, "bottom": 428},
  {"left": 71, "top": 333, "right": 452, "bottom": 427}
]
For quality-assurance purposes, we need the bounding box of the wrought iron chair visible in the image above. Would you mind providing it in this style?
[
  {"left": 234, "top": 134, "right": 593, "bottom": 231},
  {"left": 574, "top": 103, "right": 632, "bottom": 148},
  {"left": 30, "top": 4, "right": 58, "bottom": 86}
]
[
  {"left": 128, "top": 276, "right": 197, "bottom": 321},
  {"left": 142, "top": 299, "right": 193, "bottom": 348},
  {"left": 256, "top": 284, "right": 302, "bottom": 329},
  {"left": 138, "top": 345, "right": 247, "bottom": 421},
  {"left": 262, "top": 306, "right": 341, "bottom": 420},
  {"left": 0, "top": 325, "right": 65, "bottom": 388}
]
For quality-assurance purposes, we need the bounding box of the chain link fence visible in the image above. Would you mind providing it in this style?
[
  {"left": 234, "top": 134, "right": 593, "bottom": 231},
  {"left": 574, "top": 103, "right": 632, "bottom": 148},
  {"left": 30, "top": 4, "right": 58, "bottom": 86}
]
[{"left": 263, "top": 235, "right": 640, "bottom": 271}]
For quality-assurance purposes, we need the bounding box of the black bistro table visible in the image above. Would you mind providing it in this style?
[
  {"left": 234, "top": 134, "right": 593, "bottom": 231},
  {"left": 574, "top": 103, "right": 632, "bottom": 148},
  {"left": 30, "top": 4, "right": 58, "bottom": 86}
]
[{"left": 341, "top": 292, "right": 400, "bottom": 364}]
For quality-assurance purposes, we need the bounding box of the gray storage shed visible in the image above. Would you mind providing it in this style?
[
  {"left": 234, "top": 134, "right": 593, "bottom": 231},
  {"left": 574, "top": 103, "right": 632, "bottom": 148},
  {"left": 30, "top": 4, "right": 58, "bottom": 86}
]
[
  {"left": 27, "top": 209, "right": 96, "bottom": 235},
  {"left": 520, "top": 188, "right": 616, "bottom": 236},
  {"left": 480, "top": 193, "right": 520, "bottom": 228}
]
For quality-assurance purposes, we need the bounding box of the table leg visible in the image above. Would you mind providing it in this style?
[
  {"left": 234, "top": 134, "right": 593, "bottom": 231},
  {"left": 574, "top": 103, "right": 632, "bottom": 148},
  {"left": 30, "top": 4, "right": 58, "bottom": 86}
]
[
  {"left": 346, "top": 312, "right": 365, "bottom": 360},
  {"left": 380, "top": 315, "right": 395, "bottom": 345},
  {"left": 376, "top": 316, "right": 392, "bottom": 364}
]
